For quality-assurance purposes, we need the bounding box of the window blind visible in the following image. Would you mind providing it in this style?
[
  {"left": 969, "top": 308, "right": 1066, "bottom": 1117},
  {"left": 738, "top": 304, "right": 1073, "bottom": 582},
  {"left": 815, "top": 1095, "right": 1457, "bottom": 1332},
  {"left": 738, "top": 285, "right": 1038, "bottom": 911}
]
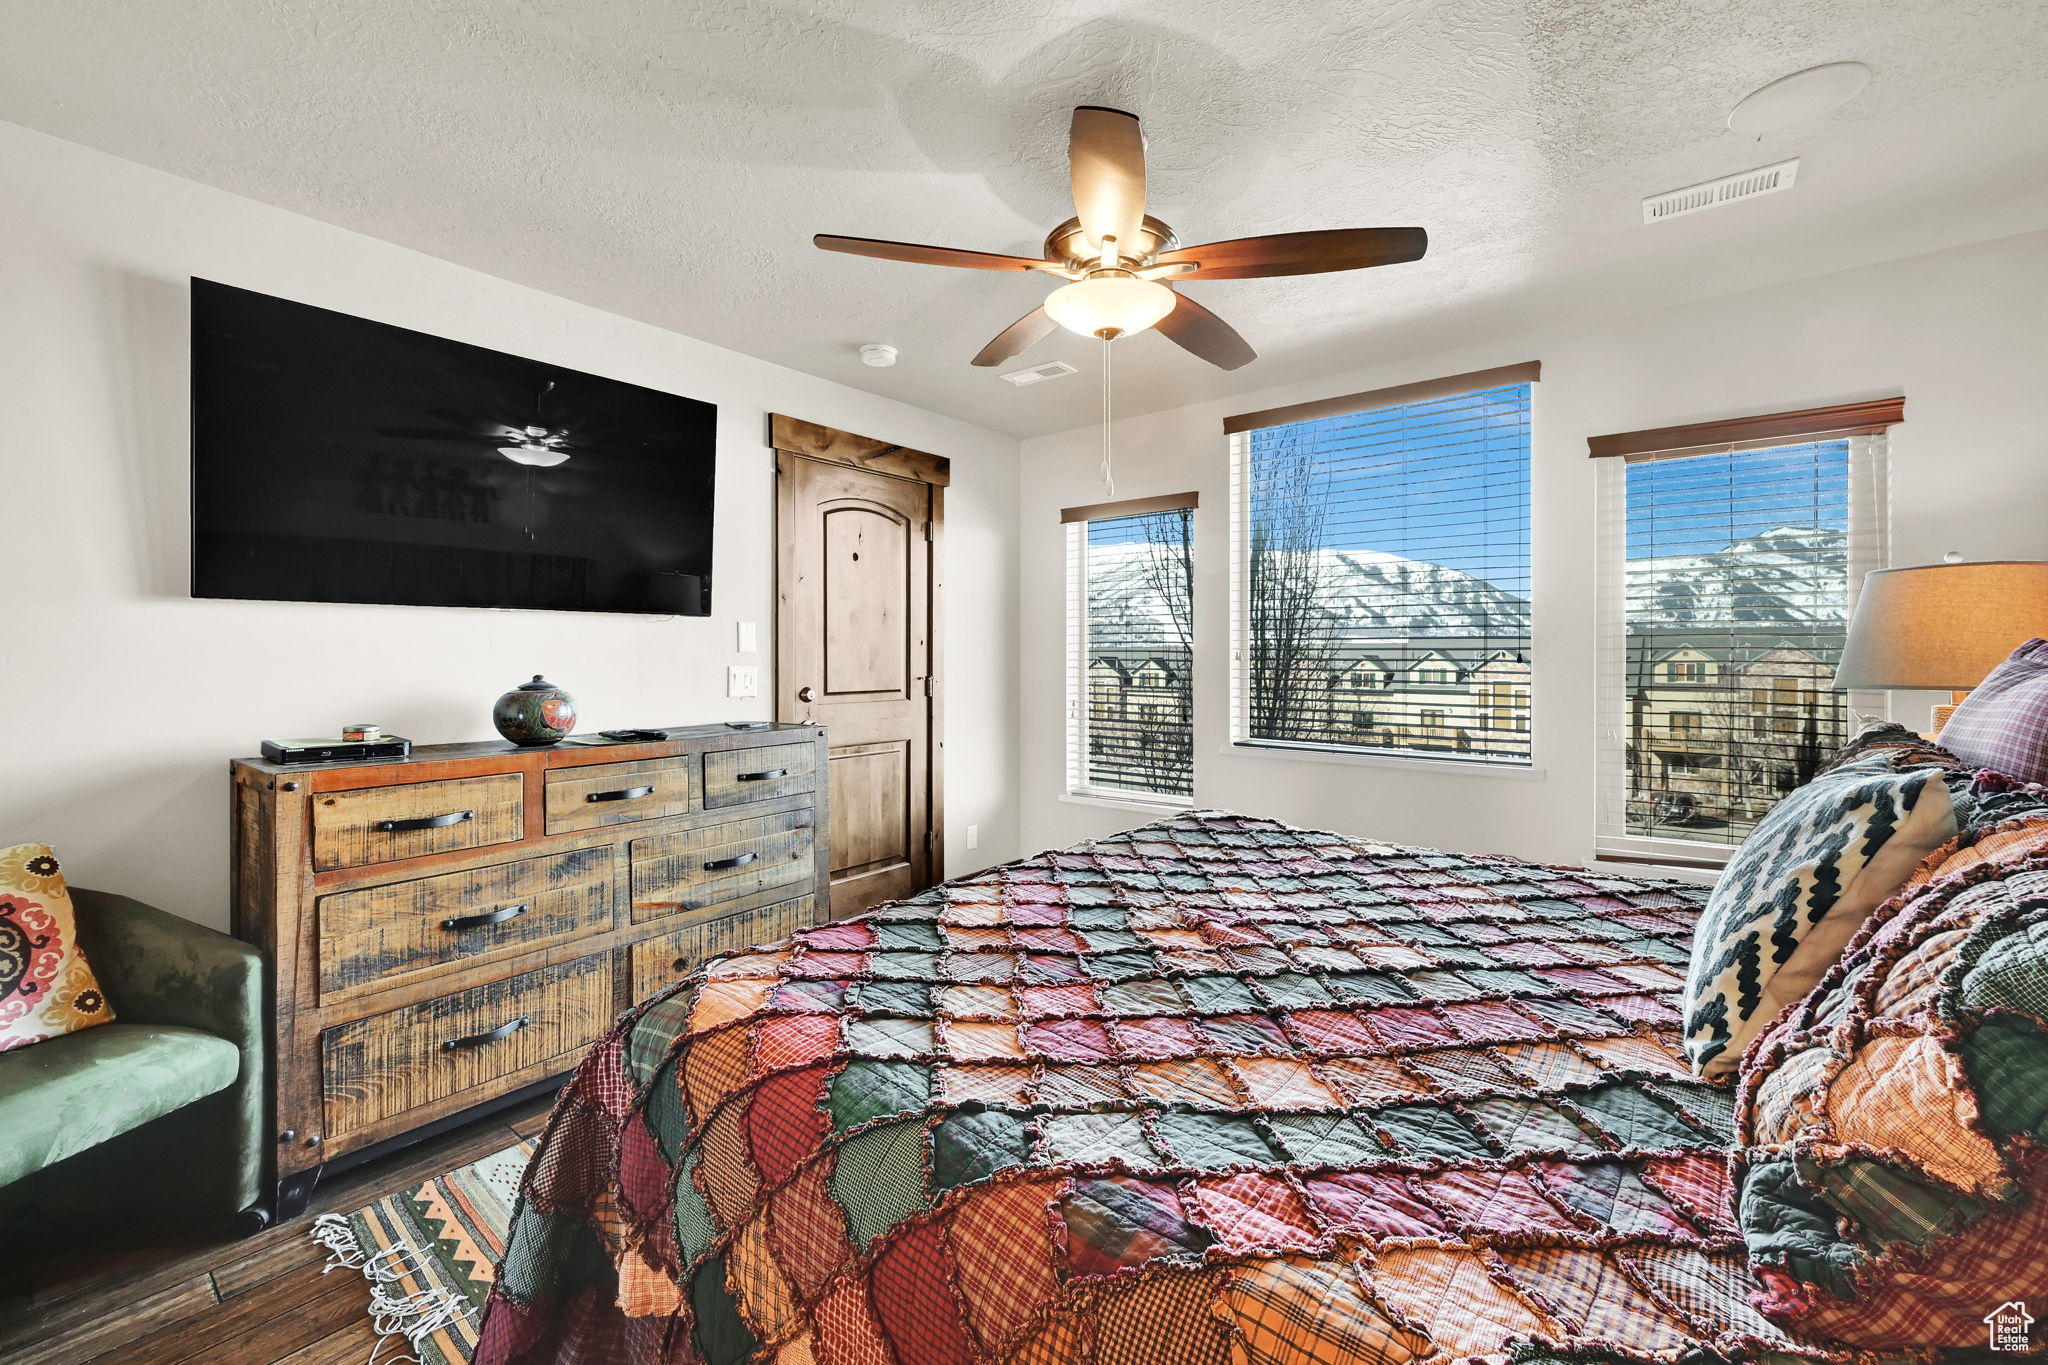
[
  {"left": 1227, "top": 379, "right": 1534, "bottom": 764},
  {"left": 1594, "top": 432, "right": 1890, "bottom": 862},
  {"left": 1065, "top": 500, "right": 1195, "bottom": 802}
]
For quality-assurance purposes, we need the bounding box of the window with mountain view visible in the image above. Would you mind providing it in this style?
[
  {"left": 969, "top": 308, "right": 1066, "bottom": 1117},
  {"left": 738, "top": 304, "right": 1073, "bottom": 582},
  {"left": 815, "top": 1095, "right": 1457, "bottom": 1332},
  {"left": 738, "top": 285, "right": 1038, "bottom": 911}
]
[
  {"left": 1595, "top": 430, "right": 1891, "bottom": 857},
  {"left": 1229, "top": 374, "right": 1534, "bottom": 764},
  {"left": 1065, "top": 499, "right": 1194, "bottom": 802}
]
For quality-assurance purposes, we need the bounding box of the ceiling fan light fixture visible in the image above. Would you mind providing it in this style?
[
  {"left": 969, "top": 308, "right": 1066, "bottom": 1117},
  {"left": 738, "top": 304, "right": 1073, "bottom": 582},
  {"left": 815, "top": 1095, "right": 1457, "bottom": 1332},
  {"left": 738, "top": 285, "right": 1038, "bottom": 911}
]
[
  {"left": 498, "top": 442, "right": 571, "bottom": 468},
  {"left": 1043, "top": 273, "right": 1176, "bottom": 340}
]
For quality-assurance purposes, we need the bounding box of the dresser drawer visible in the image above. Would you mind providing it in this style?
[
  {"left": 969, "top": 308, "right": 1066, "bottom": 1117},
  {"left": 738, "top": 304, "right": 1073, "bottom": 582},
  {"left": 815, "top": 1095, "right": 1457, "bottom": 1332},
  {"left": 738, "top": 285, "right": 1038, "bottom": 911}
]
[
  {"left": 629, "top": 810, "right": 815, "bottom": 923},
  {"left": 316, "top": 847, "right": 613, "bottom": 1003},
  {"left": 629, "top": 895, "right": 819, "bottom": 1002},
  {"left": 702, "top": 743, "right": 818, "bottom": 809},
  {"left": 543, "top": 757, "right": 692, "bottom": 835},
  {"left": 320, "top": 954, "right": 610, "bottom": 1139},
  {"left": 310, "top": 774, "right": 524, "bottom": 872}
]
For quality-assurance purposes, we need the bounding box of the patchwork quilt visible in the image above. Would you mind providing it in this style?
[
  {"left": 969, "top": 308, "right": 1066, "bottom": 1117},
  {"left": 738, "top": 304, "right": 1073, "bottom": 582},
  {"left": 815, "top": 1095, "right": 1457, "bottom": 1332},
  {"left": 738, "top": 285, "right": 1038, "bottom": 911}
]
[{"left": 474, "top": 811, "right": 1804, "bottom": 1365}]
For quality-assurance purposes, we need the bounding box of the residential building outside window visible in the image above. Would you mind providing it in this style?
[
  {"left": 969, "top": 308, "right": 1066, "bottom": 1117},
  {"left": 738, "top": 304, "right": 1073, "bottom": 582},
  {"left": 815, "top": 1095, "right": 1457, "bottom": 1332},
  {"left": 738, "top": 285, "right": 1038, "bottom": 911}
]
[
  {"left": 1594, "top": 401, "right": 1897, "bottom": 860},
  {"left": 1064, "top": 493, "right": 1197, "bottom": 803},
  {"left": 1228, "top": 364, "right": 1537, "bottom": 765}
]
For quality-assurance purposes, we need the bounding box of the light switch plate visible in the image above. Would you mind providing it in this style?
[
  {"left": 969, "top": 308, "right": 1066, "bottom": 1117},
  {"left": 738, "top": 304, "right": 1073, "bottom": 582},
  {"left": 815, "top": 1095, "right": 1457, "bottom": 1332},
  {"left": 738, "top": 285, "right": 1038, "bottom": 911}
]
[
  {"left": 737, "top": 621, "right": 757, "bottom": 653},
  {"left": 727, "top": 664, "right": 758, "bottom": 698},
  {"left": 965, "top": 824, "right": 979, "bottom": 851}
]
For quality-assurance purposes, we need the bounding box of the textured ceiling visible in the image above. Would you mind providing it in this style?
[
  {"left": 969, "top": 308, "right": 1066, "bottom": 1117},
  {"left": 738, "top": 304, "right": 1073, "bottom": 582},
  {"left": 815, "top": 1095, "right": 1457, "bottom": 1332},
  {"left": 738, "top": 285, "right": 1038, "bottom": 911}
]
[{"left": 5, "top": 0, "right": 2048, "bottom": 438}]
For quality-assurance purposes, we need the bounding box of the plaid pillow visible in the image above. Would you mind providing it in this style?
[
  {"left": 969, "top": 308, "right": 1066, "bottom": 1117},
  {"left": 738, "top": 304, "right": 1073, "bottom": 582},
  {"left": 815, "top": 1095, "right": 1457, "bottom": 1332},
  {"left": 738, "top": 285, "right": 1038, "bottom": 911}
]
[
  {"left": 1683, "top": 755, "right": 1956, "bottom": 1077},
  {"left": 1940, "top": 639, "right": 2048, "bottom": 783}
]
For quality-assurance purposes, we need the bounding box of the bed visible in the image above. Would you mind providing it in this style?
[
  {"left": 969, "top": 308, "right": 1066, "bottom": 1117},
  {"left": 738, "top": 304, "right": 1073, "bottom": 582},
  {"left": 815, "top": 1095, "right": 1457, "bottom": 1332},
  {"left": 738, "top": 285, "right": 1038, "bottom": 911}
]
[{"left": 472, "top": 810, "right": 1812, "bottom": 1365}]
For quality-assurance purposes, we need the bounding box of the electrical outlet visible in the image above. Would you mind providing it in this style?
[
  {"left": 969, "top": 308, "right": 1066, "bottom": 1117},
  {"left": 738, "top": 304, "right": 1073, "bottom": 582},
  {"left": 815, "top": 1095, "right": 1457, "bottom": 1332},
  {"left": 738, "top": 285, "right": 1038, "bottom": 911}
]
[
  {"left": 965, "top": 824, "right": 979, "bottom": 851},
  {"left": 736, "top": 621, "right": 757, "bottom": 653},
  {"left": 727, "top": 665, "right": 758, "bottom": 698}
]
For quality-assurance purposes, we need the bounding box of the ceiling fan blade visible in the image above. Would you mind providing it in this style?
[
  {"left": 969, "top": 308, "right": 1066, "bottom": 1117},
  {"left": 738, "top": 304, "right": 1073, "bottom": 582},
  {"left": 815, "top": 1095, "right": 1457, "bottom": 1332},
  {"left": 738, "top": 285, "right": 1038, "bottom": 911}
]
[
  {"left": 1154, "top": 293, "right": 1256, "bottom": 370},
  {"left": 1069, "top": 106, "right": 1146, "bottom": 260},
  {"left": 814, "top": 234, "right": 1053, "bottom": 272},
  {"left": 1157, "top": 227, "right": 1427, "bottom": 280},
  {"left": 971, "top": 307, "right": 1059, "bottom": 367},
  {"left": 376, "top": 426, "right": 500, "bottom": 441}
]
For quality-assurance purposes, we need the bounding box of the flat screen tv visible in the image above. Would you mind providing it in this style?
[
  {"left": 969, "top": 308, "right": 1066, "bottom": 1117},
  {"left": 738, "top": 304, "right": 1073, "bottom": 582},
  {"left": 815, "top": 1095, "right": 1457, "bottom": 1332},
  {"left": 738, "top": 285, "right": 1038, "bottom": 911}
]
[{"left": 190, "top": 279, "right": 717, "bottom": 615}]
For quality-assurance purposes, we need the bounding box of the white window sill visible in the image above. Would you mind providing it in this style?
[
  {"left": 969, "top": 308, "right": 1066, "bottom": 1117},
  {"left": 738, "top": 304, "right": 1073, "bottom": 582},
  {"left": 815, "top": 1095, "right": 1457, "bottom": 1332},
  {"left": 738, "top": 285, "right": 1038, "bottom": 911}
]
[
  {"left": 1060, "top": 791, "right": 1195, "bottom": 814},
  {"left": 1593, "top": 837, "right": 1733, "bottom": 879},
  {"left": 1219, "top": 741, "right": 1546, "bottom": 780}
]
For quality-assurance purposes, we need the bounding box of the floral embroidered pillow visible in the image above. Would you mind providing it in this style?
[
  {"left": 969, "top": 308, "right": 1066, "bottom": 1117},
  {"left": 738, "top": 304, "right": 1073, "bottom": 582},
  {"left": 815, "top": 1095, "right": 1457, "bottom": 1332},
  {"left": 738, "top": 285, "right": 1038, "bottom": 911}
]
[{"left": 0, "top": 843, "right": 115, "bottom": 1050}]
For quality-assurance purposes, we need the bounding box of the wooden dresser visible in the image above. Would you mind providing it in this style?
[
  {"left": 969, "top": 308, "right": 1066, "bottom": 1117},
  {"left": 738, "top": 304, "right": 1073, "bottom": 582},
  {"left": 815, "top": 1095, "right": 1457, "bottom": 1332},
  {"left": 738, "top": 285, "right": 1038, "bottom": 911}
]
[{"left": 230, "top": 723, "right": 828, "bottom": 1216}]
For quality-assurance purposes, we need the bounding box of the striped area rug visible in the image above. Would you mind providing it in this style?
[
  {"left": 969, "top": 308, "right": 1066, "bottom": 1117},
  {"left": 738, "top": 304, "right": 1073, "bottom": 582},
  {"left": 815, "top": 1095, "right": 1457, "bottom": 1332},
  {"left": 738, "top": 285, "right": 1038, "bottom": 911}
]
[{"left": 310, "top": 1140, "right": 532, "bottom": 1365}]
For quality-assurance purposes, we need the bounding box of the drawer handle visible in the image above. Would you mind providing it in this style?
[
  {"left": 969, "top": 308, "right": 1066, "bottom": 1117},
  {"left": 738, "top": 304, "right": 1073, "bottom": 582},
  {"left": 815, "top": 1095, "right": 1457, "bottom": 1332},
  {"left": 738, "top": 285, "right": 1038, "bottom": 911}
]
[
  {"left": 704, "top": 851, "right": 759, "bottom": 871},
  {"left": 377, "top": 810, "right": 475, "bottom": 833},
  {"left": 442, "top": 1015, "right": 529, "bottom": 1051},
  {"left": 586, "top": 785, "right": 656, "bottom": 803},
  {"left": 736, "top": 769, "right": 788, "bottom": 782},
  {"left": 442, "top": 903, "right": 528, "bottom": 931}
]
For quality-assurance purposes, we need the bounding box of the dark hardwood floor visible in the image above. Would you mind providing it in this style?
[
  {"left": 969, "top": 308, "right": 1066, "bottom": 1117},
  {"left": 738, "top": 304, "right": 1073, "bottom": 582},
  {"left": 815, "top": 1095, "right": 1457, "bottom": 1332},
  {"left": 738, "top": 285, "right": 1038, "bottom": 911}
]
[{"left": 0, "top": 1095, "right": 552, "bottom": 1365}]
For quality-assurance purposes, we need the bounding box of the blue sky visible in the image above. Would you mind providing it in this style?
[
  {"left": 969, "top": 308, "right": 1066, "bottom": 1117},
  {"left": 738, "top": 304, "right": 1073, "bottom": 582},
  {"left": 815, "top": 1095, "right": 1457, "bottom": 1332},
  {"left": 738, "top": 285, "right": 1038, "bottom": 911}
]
[
  {"left": 1624, "top": 440, "right": 1848, "bottom": 559},
  {"left": 1091, "top": 390, "right": 1846, "bottom": 595},
  {"left": 1248, "top": 383, "right": 1531, "bottom": 590}
]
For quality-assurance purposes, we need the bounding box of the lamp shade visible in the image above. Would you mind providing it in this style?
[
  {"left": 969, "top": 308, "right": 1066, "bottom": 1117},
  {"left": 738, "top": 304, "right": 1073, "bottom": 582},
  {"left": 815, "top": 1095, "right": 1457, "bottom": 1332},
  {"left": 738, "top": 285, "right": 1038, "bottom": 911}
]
[
  {"left": 1043, "top": 275, "right": 1176, "bottom": 339},
  {"left": 1835, "top": 561, "right": 2048, "bottom": 690}
]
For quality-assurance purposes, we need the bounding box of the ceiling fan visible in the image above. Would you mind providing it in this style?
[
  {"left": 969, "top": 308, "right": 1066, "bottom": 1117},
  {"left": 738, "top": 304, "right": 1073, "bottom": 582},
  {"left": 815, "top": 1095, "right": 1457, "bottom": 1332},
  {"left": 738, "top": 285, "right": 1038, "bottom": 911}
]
[
  {"left": 814, "top": 106, "right": 1427, "bottom": 371},
  {"left": 378, "top": 381, "right": 634, "bottom": 468}
]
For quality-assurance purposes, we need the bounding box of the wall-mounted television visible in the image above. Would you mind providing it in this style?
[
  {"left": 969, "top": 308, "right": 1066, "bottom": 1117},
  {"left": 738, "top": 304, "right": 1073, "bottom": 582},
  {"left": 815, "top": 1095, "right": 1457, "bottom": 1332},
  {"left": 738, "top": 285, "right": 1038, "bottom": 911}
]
[{"left": 190, "top": 279, "right": 717, "bottom": 616}]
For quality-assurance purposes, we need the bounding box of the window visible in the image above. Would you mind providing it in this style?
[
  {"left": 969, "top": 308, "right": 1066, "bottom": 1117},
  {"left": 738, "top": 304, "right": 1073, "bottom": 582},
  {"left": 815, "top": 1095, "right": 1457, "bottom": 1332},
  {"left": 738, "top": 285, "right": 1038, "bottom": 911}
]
[
  {"left": 1486, "top": 683, "right": 1530, "bottom": 731},
  {"left": 1228, "top": 363, "right": 1537, "bottom": 765},
  {"left": 1064, "top": 493, "right": 1197, "bottom": 803},
  {"left": 1594, "top": 400, "right": 1896, "bottom": 859}
]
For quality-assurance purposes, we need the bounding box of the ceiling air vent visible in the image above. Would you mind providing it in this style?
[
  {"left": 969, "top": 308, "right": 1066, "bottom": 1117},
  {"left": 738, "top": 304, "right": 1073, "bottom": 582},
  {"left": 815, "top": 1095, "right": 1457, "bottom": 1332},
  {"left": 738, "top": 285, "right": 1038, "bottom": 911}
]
[
  {"left": 1642, "top": 158, "right": 1800, "bottom": 224},
  {"left": 1000, "top": 360, "right": 1079, "bottom": 387}
]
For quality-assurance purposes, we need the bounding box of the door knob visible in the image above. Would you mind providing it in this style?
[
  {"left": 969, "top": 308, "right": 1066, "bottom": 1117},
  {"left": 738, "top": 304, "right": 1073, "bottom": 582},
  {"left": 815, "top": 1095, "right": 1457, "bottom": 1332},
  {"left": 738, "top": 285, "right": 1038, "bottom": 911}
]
[{"left": 797, "top": 685, "right": 816, "bottom": 703}]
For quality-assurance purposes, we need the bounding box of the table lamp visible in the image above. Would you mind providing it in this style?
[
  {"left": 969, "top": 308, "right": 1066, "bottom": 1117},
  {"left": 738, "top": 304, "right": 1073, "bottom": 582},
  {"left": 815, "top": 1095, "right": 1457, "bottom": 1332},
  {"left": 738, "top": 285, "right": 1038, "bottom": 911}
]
[{"left": 1835, "top": 559, "right": 2048, "bottom": 733}]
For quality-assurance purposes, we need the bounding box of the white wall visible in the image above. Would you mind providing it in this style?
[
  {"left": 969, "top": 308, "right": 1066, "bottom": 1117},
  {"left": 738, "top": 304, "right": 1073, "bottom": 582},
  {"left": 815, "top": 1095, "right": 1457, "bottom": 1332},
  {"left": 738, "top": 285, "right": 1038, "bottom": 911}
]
[
  {"left": 1018, "top": 228, "right": 2048, "bottom": 866},
  {"left": 0, "top": 121, "right": 1021, "bottom": 930}
]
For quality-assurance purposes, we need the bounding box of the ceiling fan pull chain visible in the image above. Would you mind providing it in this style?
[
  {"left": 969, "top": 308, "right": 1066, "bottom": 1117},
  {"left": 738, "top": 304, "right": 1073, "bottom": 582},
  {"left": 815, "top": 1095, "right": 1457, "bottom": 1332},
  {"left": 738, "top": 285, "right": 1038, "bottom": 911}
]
[{"left": 1100, "top": 335, "right": 1115, "bottom": 497}]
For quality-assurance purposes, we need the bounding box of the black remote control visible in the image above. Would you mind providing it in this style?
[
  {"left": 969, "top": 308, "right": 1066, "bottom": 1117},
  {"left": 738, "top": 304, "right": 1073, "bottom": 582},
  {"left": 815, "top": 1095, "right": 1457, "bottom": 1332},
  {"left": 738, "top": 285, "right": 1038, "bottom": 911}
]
[{"left": 598, "top": 728, "right": 669, "bottom": 742}]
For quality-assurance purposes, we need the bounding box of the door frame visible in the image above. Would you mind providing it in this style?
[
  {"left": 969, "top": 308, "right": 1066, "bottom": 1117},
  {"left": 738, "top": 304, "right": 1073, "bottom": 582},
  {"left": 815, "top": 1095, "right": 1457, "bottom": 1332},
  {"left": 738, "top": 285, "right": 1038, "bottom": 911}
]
[{"left": 770, "top": 413, "right": 948, "bottom": 886}]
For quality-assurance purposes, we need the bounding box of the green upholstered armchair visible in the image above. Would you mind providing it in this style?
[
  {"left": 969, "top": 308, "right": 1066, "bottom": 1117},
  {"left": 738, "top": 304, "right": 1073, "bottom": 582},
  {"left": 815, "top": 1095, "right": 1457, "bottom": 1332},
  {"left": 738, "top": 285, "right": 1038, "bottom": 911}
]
[{"left": 0, "top": 889, "right": 265, "bottom": 1228}]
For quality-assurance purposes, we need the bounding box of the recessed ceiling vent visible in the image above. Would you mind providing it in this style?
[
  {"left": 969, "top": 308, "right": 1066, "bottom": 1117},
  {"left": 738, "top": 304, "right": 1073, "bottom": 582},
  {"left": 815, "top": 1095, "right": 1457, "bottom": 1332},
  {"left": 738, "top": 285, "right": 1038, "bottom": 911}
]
[
  {"left": 1642, "top": 158, "right": 1800, "bottom": 224},
  {"left": 1000, "top": 360, "right": 1079, "bottom": 387}
]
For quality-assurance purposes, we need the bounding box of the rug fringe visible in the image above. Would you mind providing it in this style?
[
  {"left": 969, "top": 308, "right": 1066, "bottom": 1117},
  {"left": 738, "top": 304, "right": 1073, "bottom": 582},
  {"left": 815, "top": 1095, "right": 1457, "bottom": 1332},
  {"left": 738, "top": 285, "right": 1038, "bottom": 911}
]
[{"left": 311, "top": 1213, "right": 478, "bottom": 1365}]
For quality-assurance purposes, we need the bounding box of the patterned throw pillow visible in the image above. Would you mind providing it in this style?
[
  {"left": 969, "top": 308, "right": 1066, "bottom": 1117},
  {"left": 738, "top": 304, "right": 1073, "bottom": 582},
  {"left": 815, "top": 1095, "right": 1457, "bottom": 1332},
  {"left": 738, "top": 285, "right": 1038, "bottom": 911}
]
[
  {"left": 0, "top": 842, "right": 116, "bottom": 1051},
  {"left": 1683, "top": 754, "right": 1956, "bottom": 1077},
  {"left": 1814, "top": 721, "right": 1959, "bottom": 780},
  {"left": 1940, "top": 638, "right": 2048, "bottom": 783},
  {"left": 1734, "top": 835, "right": 2048, "bottom": 1350}
]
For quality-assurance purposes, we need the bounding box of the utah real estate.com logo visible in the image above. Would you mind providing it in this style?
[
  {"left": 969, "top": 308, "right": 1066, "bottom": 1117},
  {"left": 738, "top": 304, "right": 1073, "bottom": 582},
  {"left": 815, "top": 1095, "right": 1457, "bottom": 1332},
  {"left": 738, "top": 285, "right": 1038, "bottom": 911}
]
[{"left": 1986, "top": 1301, "right": 2035, "bottom": 1352}]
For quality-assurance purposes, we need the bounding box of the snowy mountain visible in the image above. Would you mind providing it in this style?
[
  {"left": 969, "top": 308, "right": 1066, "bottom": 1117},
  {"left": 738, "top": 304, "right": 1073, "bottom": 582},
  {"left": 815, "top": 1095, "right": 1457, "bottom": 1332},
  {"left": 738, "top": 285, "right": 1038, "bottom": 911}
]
[
  {"left": 1084, "top": 543, "right": 1528, "bottom": 661},
  {"left": 1082, "top": 525, "right": 1847, "bottom": 661},
  {"left": 1625, "top": 526, "right": 1847, "bottom": 629}
]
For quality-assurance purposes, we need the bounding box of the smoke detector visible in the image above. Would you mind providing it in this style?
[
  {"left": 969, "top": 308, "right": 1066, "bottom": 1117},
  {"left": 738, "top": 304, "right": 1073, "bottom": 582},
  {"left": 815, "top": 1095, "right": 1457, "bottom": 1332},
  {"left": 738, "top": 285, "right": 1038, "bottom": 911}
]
[
  {"left": 1643, "top": 159, "right": 1800, "bottom": 223},
  {"left": 858, "top": 343, "right": 898, "bottom": 367},
  {"left": 999, "top": 360, "right": 1079, "bottom": 387}
]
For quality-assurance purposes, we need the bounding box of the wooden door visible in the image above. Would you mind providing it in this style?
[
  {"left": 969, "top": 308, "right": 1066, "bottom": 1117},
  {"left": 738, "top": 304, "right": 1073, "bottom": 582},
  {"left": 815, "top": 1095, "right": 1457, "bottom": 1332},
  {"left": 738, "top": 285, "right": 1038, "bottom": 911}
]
[{"left": 773, "top": 416, "right": 945, "bottom": 917}]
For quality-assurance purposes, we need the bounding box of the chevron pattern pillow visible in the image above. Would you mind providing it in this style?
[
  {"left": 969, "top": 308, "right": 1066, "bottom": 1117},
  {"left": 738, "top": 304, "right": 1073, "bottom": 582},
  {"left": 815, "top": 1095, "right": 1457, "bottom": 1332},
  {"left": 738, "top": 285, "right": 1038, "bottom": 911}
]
[{"left": 1683, "top": 754, "right": 1956, "bottom": 1076}]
